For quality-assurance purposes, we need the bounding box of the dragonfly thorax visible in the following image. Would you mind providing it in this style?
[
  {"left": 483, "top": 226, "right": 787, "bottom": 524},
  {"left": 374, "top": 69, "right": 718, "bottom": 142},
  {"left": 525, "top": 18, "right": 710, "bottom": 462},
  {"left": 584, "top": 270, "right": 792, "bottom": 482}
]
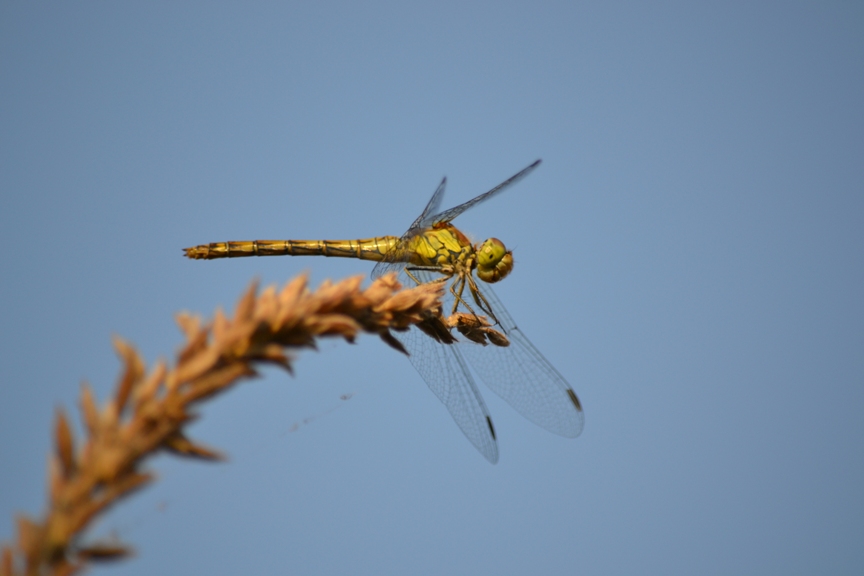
[{"left": 475, "top": 238, "right": 513, "bottom": 283}]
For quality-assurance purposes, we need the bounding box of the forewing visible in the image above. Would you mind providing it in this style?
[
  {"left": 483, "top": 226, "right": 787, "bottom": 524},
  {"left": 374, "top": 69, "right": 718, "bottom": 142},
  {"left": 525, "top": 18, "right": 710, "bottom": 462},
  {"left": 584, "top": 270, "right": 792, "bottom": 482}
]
[
  {"left": 423, "top": 159, "right": 541, "bottom": 227},
  {"left": 395, "top": 325, "right": 499, "bottom": 464},
  {"left": 411, "top": 176, "right": 447, "bottom": 231},
  {"left": 373, "top": 162, "right": 541, "bottom": 279},
  {"left": 391, "top": 266, "right": 499, "bottom": 463},
  {"left": 460, "top": 282, "right": 585, "bottom": 438},
  {"left": 370, "top": 247, "right": 410, "bottom": 279},
  {"left": 371, "top": 176, "right": 447, "bottom": 280}
]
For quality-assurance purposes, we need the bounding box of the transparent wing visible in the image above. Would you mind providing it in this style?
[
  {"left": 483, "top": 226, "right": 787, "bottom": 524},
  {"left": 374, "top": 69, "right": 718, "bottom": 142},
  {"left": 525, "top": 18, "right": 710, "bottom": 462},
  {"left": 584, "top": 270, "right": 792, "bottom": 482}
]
[
  {"left": 372, "top": 160, "right": 541, "bottom": 280},
  {"left": 371, "top": 176, "right": 447, "bottom": 280},
  {"left": 395, "top": 261, "right": 582, "bottom": 461},
  {"left": 460, "top": 282, "right": 585, "bottom": 438},
  {"left": 394, "top": 323, "right": 499, "bottom": 464},
  {"left": 370, "top": 247, "right": 413, "bottom": 280},
  {"left": 411, "top": 176, "right": 447, "bottom": 232},
  {"left": 422, "top": 159, "right": 541, "bottom": 227}
]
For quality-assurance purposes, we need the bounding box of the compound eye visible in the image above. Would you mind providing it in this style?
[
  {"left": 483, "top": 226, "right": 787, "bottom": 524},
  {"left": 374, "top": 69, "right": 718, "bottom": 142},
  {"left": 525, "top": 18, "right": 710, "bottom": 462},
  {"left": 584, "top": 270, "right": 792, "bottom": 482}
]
[
  {"left": 476, "top": 238, "right": 513, "bottom": 283},
  {"left": 478, "top": 238, "right": 507, "bottom": 268}
]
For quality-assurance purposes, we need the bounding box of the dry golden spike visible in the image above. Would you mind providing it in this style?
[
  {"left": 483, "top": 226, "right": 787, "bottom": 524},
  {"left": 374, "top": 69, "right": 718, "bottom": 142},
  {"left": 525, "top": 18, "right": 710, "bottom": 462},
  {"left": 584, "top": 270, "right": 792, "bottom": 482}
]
[{"left": 0, "top": 273, "right": 445, "bottom": 576}]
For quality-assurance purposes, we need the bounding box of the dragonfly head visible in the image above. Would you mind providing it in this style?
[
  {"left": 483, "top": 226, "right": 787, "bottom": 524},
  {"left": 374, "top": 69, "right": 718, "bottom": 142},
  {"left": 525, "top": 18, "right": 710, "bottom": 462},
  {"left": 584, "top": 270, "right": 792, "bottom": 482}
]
[{"left": 476, "top": 238, "right": 513, "bottom": 283}]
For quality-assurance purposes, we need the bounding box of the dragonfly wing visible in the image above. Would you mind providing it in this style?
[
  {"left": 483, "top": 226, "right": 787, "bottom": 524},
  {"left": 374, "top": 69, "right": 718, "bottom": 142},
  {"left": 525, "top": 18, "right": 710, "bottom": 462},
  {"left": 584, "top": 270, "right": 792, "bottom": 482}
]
[
  {"left": 411, "top": 176, "right": 447, "bottom": 231},
  {"left": 422, "top": 160, "right": 541, "bottom": 227},
  {"left": 391, "top": 267, "right": 499, "bottom": 462},
  {"left": 459, "top": 281, "right": 585, "bottom": 438},
  {"left": 369, "top": 231, "right": 416, "bottom": 279},
  {"left": 373, "top": 161, "right": 540, "bottom": 279},
  {"left": 371, "top": 176, "right": 447, "bottom": 280},
  {"left": 371, "top": 256, "right": 409, "bottom": 280},
  {"left": 396, "top": 325, "right": 500, "bottom": 464}
]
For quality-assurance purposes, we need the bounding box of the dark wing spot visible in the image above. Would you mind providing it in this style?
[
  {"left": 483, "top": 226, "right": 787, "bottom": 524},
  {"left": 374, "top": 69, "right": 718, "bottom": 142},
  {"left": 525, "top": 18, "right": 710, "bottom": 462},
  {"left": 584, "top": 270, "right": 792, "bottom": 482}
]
[
  {"left": 486, "top": 416, "right": 497, "bottom": 440},
  {"left": 567, "top": 388, "right": 583, "bottom": 411}
]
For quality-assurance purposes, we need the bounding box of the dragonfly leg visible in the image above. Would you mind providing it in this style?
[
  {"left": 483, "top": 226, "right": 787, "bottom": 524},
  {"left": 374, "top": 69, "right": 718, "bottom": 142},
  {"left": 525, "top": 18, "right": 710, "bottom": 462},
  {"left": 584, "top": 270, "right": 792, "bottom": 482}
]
[
  {"left": 405, "top": 266, "right": 453, "bottom": 286},
  {"left": 449, "top": 274, "right": 482, "bottom": 317},
  {"left": 466, "top": 275, "right": 501, "bottom": 326},
  {"left": 403, "top": 267, "right": 424, "bottom": 286}
]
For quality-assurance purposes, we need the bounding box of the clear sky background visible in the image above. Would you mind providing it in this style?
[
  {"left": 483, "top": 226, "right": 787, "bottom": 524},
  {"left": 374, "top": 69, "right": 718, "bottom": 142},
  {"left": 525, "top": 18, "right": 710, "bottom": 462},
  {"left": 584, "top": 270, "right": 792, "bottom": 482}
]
[{"left": 2, "top": 2, "right": 862, "bottom": 575}]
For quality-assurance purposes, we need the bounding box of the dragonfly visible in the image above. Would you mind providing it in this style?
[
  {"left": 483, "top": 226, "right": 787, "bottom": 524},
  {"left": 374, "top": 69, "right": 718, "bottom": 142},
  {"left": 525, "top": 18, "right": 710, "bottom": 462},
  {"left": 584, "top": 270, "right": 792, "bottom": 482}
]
[{"left": 184, "top": 160, "right": 584, "bottom": 463}]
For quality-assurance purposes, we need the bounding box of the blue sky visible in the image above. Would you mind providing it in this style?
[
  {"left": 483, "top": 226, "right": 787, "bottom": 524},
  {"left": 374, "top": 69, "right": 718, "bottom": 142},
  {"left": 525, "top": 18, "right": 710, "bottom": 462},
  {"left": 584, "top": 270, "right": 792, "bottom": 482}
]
[{"left": 1, "top": 2, "right": 862, "bottom": 574}]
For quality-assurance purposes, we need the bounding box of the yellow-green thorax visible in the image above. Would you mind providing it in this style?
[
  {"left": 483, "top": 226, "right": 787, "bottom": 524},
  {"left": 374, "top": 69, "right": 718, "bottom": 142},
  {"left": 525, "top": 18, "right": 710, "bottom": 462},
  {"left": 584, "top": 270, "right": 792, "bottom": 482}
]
[{"left": 409, "top": 224, "right": 513, "bottom": 284}]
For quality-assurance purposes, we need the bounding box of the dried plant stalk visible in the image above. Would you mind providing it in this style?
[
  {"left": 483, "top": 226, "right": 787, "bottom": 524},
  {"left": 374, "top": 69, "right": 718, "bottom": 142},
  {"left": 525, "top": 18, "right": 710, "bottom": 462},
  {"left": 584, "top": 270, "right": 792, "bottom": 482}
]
[{"left": 0, "top": 273, "right": 444, "bottom": 576}]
